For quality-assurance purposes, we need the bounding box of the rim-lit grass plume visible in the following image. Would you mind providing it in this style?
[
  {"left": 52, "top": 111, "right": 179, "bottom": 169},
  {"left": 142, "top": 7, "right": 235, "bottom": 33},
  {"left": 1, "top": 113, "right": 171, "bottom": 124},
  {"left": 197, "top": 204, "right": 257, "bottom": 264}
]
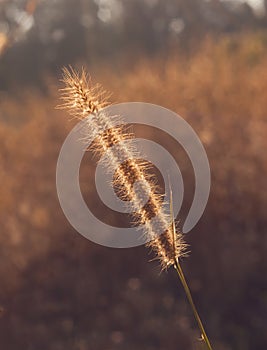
[
  {"left": 58, "top": 67, "right": 213, "bottom": 350},
  {"left": 59, "top": 66, "right": 187, "bottom": 269}
]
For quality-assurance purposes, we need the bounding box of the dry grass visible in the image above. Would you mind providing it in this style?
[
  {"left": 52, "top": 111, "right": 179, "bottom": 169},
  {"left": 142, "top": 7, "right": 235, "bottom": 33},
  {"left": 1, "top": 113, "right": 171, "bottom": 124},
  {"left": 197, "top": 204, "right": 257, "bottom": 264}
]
[{"left": 59, "top": 66, "right": 187, "bottom": 268}]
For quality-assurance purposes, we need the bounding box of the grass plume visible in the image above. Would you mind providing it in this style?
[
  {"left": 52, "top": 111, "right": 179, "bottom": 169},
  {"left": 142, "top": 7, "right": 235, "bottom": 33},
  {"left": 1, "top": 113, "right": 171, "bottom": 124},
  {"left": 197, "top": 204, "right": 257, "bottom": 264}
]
[
  {"left": 59, "top": 66, "right": 187, "bottom": 268},
  {"left": 59, "top": 67, "right": 213, "bottom": 349}
]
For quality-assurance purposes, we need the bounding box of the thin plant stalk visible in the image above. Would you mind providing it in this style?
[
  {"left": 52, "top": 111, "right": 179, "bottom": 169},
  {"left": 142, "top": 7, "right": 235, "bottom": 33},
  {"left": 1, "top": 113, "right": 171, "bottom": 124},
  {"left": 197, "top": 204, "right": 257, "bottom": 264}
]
[{"left": 169, "top": 187, "right": 213, "bottom": 350}]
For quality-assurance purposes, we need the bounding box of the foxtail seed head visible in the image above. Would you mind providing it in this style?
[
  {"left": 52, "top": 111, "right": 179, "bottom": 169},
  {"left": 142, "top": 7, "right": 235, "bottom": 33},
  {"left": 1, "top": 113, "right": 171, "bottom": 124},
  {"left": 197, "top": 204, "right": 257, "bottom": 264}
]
[
  {"left": 59, "top": 66, "right": 110, "bottom": 117},
  {"left": 59, "top": 67, "right": 187, "bottom": 269}
]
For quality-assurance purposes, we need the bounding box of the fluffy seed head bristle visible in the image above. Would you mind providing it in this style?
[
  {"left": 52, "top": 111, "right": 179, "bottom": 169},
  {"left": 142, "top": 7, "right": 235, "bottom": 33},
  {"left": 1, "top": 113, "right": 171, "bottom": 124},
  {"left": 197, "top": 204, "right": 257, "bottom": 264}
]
[
  {"left": 147, "top": 225, "right": 188, "bottom": 269},
  {"left": 58, "top": 66, "right": 110, "bottom": 117},
  {"left": 148, "top": 186, "right": 188, "bottom": 269},
  {"left": 59, "top": 67, "right": 187, "bottom": 269}
]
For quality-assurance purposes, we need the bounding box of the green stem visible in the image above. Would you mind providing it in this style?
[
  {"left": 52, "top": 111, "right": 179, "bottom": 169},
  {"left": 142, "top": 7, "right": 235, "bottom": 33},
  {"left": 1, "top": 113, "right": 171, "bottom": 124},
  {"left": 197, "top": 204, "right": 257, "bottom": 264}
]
[{"left": 174, "top": 259, "right": 213, "bottom": 350}]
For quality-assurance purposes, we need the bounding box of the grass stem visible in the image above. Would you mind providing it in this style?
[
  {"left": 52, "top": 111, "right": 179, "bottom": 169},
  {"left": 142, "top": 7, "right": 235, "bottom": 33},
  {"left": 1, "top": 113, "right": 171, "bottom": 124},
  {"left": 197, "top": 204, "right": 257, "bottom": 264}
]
[
  {"left": 173, "top": 259, "right": 213, "bottom": 350},
  {"left": 169, "top": 183, "right": 213, "bottom": 350}
]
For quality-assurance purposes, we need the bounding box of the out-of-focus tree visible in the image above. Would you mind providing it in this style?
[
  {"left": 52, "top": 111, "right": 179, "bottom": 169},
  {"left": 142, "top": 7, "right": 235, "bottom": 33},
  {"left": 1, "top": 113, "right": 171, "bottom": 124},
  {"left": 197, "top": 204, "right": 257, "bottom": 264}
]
[
  {"left": 0, "top": 0, "right": 36, "bottom": 56},
  {"left": 0, "top": 0, "right": 265, "bottom": 90}
]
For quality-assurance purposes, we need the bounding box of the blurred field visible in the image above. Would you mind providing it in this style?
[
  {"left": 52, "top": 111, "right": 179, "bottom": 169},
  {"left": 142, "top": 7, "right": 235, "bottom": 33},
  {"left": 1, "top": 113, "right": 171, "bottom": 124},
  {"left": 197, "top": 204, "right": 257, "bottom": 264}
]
[{"left": 0, "top": 32, "right": 267, "bottom": 350}]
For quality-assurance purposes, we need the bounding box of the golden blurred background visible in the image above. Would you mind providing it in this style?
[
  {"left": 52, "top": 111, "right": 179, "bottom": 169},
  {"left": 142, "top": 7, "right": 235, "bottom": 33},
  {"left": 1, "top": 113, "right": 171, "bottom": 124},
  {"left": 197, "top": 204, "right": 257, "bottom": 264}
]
[{"left": 0, "top": 1, "right": 267, "bottom": 349}]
